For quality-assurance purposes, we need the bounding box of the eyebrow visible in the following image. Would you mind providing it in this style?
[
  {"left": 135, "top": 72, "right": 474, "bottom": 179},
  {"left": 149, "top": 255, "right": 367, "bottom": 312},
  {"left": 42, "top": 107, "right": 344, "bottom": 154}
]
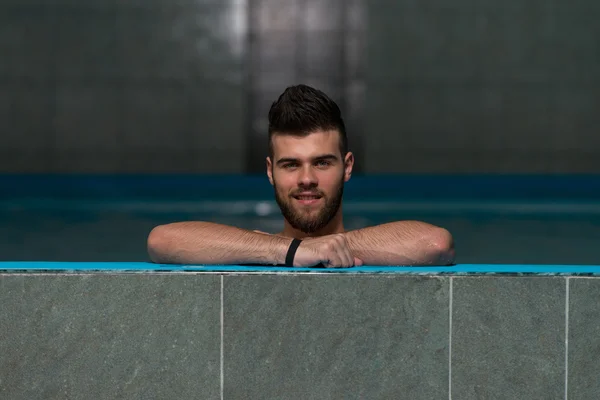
[{"left": 276, "top": 154, "right": 339, "bottom": 166}]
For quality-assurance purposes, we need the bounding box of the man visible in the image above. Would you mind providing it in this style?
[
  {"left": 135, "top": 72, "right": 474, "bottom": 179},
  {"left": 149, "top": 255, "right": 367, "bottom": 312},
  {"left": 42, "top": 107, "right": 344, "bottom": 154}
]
[{"left": 148, "top": 84, "right": 455, "bottom": 267}]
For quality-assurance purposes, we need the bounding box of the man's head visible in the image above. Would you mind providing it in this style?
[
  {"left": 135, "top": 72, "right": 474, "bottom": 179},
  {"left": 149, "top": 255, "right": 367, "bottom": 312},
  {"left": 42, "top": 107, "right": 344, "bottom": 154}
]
[
  {"left": 267, "top": 84, "right": 348, "bottom": 158},
  {"left": 266, "top": 84, "right": 354, "bottom": 235}
]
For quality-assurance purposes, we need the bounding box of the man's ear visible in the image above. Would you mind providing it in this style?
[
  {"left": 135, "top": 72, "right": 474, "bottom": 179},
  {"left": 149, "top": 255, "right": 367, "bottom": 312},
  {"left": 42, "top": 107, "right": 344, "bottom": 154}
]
[
  {"left": 266, "top": 157, "right": 274, "bottom": 185},
  {"left": 343, "top": 152, "right": 354, "bottom": 182}
]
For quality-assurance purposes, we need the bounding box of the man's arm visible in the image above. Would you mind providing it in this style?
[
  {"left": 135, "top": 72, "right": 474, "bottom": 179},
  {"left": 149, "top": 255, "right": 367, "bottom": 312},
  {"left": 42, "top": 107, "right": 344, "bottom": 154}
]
[
  {"left": 147, "top": 221, "right": 293, "bottom": 265},
  {"left": 343, "top": 221, "right": 455, "bottom": 266}
]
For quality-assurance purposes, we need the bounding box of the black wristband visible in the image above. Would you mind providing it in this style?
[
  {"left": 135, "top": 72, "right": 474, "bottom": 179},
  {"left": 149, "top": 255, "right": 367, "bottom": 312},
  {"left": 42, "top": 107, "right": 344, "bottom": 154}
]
[{"left": 285, "top": 238, "right": 302, "bottom": 267}]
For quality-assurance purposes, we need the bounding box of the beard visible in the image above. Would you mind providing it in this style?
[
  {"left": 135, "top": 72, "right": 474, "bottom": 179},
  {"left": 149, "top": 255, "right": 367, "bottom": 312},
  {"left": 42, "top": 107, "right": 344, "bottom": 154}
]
[{"left": 273, "top": 173, "right": 345, "bottom": 234}]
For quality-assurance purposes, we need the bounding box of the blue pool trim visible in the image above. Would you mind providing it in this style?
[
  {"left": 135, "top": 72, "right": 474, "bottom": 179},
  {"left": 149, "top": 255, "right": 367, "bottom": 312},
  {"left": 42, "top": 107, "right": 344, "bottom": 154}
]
[{"left": 1, "top": 262, "right": 600, "bottom": 275}]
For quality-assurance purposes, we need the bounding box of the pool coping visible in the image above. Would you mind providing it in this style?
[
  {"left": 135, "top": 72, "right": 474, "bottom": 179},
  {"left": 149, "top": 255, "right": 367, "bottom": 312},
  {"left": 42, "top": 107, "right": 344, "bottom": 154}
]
[{"left": 1, "top": 262, "right": 600, "bottom": 276}]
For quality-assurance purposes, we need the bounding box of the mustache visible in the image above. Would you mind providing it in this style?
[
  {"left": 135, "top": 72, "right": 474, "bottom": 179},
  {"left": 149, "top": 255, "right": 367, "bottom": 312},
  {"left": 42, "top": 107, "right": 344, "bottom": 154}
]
[{"left": 291, "top": 190, "right": 324, "bottom": 197}]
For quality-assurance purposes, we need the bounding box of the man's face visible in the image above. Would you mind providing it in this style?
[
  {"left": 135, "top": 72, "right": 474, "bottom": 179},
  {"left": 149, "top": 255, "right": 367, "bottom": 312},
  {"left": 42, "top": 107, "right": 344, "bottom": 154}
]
[{"left": 266, "top": 130, "right": 353, "bottom": 234}]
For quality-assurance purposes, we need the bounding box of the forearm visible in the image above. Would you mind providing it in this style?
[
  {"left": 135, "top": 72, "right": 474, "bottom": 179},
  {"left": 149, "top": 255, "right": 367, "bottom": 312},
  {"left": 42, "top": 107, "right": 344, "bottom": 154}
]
[
  {"left": 147, "top": 221, "right": 293, "bottom": 265},
  {"left": 344, "top": 221, "right": 455, "bottom": 266}
]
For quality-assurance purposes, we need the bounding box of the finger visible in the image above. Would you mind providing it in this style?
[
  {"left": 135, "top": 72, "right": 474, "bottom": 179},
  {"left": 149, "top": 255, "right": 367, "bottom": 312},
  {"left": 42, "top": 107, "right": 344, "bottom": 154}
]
[
  {"left": 333, "top": 248, "right": 353, "bottom": 268},
  {"left": 317, "top": 241, "right": 338, "bottom": 268},
  {"left": 337, "top": 235, "right": 354, "bottom": 267},
  {"left": 326, "top": 238, "right": 349, "bottom": 268},
  {"left": 323, "top": 251, "right": 343, "bottom": 268},
  {"left": 354, "top": 257, "right": 363, "bottom": 266},
  {"left": 336, "top": 245, "right": 353, "bottom": 267}
]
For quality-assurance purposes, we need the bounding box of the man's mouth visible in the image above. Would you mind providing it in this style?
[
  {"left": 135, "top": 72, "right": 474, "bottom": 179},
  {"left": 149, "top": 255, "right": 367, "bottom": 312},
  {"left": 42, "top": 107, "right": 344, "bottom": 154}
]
[{"left": 293, "top": 193, "right": 323, "bottom": 204}]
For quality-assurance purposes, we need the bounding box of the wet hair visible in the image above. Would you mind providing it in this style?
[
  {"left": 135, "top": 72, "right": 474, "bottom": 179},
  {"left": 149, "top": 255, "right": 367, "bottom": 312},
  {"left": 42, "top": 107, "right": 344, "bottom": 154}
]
[{"left": 267, "top": 84, "right": 348, "bottom": 157}]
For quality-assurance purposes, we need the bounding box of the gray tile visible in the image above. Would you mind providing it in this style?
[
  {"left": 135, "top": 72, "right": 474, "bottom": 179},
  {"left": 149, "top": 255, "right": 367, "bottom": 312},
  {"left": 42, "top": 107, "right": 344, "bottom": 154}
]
[
  {"left": 118, "top": 0, "right": 223, "bottom": 7},
  {"left": 304, "top": 31, "right": 345, "bottom": 79},
  {"left": 0, "top": 274, "right": 220, "bottom": 400},
  {"left": 303, "top": 0, "right": 344, "bottom": 31},
  {"left": 367, "top": 6, "right": 479, "bottom": 83},
  {"left": 0, "top": 9, "right": 54, "bottom": 81},
  {"left": 0, "top": 85, "right": 54, "bottom": 151},
  {"left": 363, "top": 81, "right": 584, "bottom": 173},
  {"left": 545, "top": 11, "right": 600, "bottom": 82},
  {"left": 366, "top": 4, "right": 600, "bottom": 86},
  {"left": 363, "top": 148, "right": 600, "bottom": 174},
  {"left": 0, "top": 150, "right": 52, "bottom": 173},
  {"left": 122, "top": 86, "right": 191, "bottom": 152},
  {"left": 550, "top": 89, "right": 600, "bottom": 150},
  {"left": 362, "top": 0, "right": 600, "bottom": 174},
  {"left": 224, "top": 275, "right": 449, "bottom": 399},
  {"left": 187, "top": 149, "right": 245, "bottom": 173},
  {"left": 0, "top": 276, "right": 27, "bottom": 392},
  {"left": 345, "top": 0, "right": 367, "bottom": 31},
  {"left": 50, "top": 150, "right": 122, "bottom": 173},
  {"left": 552, "top": 0, "right": 600, "bottom": 11},
  {"left": 118, "top": 150, "right": 194, "bottom": 173},
  {"left": 4, "top": 0, "right": 117, "bottom": 6},
  {"left": 452, "top": 277, "right": 565, "bottom": 400},
  {"left": 366, "top": 86, "right": 482, "bottom": 151},
  {"left": 116, "top": 7, "right": 199, "bottom": 81},
  {"left": 568, "top": 278, "right": 600, "bottom": 399},
  {"left": 345, "top": 33, "right": 366, "bottom": 80},
  {"left": 117, "top": 5, "right": 244, "bottom": 83},
  {"left": 251, "top": 0, "right": 299, "bottom": 34},
  {"left": 251, "top": 86, "right": 287, "bottom": 120},
  {"left": 188, "top": 82, "right": 246, "bottom": 153},
  {"left": 54, "top": 85, "right": 120, "bottom": 151},
  {"left": 54, "top": 9, "right": 119, "bottom": 81},
  {"left": 368, "top": 85, "right": 555, "bottom": 150},
  {"left": 118, "top": 79, "right": 246, "bottom": 169},
  {"left": 252, "top": 29, "right": 298, "bottom": 83}
]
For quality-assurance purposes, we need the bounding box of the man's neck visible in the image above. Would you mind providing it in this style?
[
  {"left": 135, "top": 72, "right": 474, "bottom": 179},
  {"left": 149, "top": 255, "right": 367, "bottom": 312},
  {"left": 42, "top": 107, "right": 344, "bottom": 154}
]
[{"left": 279, "top": 214, "right": 345, "bottom": 239}]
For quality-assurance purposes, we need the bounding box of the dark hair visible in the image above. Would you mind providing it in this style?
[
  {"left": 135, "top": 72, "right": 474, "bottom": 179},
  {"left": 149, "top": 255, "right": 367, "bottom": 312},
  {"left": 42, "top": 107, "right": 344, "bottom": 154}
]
[{"left": 267, "top": 84, "right": 348, "bottom": 157}]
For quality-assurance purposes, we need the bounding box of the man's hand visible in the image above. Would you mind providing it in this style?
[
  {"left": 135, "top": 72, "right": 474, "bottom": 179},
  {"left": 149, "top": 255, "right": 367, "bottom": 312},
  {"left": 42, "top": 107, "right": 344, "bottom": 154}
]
[{"left": 294, "top": 234, "right": 363, "bottom": 268}]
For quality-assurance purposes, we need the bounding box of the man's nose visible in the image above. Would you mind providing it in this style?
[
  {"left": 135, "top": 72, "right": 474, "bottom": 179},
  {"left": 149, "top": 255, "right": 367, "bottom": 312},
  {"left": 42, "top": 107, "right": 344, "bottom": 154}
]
[{"left": 298, "top": 166, "right": 317, "bottom": 187}]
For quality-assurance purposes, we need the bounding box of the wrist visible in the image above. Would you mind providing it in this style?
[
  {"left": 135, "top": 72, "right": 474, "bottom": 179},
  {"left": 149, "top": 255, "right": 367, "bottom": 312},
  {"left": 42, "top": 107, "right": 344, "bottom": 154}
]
[
  {"left": 269, "top": 236, "right": 296, "bottom": 265},
  {"left": 284, "top": 238, "right": 302, "bottom": 267}
]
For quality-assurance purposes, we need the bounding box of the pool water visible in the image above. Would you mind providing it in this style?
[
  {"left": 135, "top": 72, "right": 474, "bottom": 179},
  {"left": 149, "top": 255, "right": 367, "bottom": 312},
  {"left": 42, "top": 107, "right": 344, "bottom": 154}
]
[{"left": 1, "top": 200, "right": 599, "bottom": 265}]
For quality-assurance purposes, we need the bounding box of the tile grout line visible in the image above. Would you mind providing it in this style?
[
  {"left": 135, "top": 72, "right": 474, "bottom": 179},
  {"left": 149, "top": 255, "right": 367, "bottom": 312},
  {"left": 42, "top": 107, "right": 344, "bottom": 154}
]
[
  {"left": 449, "top": 277, "right": 453, "bottom": 400},
  {"left": 221, "top": 275, "right": 224, "bottom": 400},
  {"left": 565, "top": 277, "right": 570, "bottom": 400}
]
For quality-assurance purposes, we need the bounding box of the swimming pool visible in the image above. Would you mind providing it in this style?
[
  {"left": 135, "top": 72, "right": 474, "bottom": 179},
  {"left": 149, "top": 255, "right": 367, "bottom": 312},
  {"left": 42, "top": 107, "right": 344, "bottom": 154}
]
[
  {"left": 2, "top": 174, "right": 600, "bottom": 399},
  {"left": 1, "top": 174, "right": 599, "bottom": 264}
]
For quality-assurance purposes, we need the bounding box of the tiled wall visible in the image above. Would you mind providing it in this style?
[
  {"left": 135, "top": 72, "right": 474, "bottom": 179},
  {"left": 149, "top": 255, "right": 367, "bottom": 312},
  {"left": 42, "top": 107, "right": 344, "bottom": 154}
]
[
  {"left": 0, "top": 1, "right": 247, "bottom": 173},
  {"left": 0, "top": 0, "right": 363, "bottom": 174},
  {"left": 365, "top": 0, "right": 600, "bottom": 173},
  {"left": 245, "top": 0, "right": 366, "bottom": 172},
  {"left": 1, "top": 0, "right": 598, "bottom": 173},
  {"left": 1, "top": 273, "right": 597, "bottom": 399}
]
